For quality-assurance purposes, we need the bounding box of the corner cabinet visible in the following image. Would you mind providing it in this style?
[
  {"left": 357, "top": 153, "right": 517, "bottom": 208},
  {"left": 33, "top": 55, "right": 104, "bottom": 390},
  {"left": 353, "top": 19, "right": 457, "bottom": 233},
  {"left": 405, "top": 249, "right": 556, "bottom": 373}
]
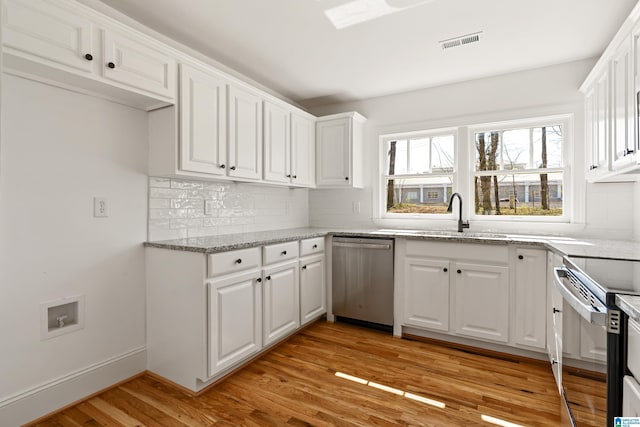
[
  {"left": 145, "top": 237, "right": 327, "bottom": 392},
  {"left": 316, "top": 112, "right": 366, "bottom": 188}
]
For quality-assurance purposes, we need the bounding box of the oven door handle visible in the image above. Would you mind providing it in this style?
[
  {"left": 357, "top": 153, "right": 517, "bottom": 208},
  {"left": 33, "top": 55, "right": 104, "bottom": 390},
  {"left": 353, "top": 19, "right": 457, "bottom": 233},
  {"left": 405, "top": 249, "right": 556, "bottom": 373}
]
[{"left": 553, "top": 267, "right": 606, "bottom": 326}]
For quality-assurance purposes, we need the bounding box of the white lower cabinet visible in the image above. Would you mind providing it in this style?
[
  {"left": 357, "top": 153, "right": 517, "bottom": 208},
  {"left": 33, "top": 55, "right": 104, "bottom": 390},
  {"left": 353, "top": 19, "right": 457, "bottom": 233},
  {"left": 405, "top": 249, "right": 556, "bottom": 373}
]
[
  {"left": 403, "top": 257, "right": 450, "bottom": 332},
  {"left": 262, "top": 261, "right": 300, "bottom": 346},
  {"left": 624, "top": 376, "right": 640, "bottom": 417},
  {"left": 513, "top": 248, "right": 547, "bottom": 349},
  {"left": 546, "top": 252, "right": 563, "bottom": 391},
  {"left": 397, "top": 239, "right": 547, "bottom": 353},
  {"left": 300, "top": 254, "right": 326, "bottom": 326},
  {"left": 146, "top": 238, "right": 327, "bottom": 392},
  {"left": 207, "top": 270, "right": 262, "bottom": 376},
  {"left": 452, "top": 262, "right": 509, "bottom": 343}
]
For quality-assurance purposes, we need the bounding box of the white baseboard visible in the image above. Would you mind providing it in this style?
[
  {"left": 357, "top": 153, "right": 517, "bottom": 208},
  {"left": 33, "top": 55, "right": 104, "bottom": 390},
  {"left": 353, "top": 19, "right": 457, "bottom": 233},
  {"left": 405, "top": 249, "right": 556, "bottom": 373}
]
[{"left": 0, "top": 347, "right": 146, "bottom": 426}]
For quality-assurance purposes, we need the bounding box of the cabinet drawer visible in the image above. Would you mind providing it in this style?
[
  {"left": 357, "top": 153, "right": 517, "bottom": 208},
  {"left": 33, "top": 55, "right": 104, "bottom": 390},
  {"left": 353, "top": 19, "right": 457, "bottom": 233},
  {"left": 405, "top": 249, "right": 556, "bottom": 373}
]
[
  {"left": 264, "top": 241, "right": 299, "bottom": 265},
  {"left": 629, "top": 318, "right": 640, "bottom": 378},
  {"left": 300, "top": 237, "right": 324, "bottom": 256},
  {"left": 208, "top": 247, "right": 261, "bottom": 277}
]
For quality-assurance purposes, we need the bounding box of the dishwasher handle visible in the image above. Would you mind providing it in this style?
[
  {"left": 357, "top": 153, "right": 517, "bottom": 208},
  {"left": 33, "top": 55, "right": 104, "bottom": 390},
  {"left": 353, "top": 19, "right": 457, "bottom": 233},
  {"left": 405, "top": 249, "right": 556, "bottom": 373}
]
[
  {"left": 553, "top": 267, "right": 606, "bottom": 326},
  {"left": 332, "top": 242, "right": 392, "bottom": 250}
]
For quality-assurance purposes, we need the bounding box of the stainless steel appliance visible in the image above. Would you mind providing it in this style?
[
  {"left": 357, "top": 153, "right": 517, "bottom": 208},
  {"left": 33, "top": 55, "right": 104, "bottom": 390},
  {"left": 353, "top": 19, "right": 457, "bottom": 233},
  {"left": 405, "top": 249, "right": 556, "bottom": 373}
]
[
  {"left": 332, "top": 236, "right": 394, "bottom": 329},
  {"left": 554, "top": 256, "right": 640, "bottom": 427}
]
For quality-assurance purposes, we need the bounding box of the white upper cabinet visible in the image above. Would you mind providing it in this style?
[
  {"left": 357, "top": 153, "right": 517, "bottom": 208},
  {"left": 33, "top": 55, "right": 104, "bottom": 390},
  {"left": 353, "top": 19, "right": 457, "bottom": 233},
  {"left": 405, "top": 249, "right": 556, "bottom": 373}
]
[
  {"left": 2, "top": 0, "right": 177, "bottom": 109},
  {"left": 612, "top": 34, "right": 635, "bottom": 170},
  {"left": 179, "top": 63, "right": 227, "bottom": 176},
  {"left": 263, "top": 101, "right": 291, "bottom": 184},
  {"left": 102, "top": 28, "right": 175, "bottom": 99},
  {"left": 264, "top": 105, "right": 316, "bottom": 187},
  {"left": 290, "top": 112, "right": 316, "bottom": 187},
  {"left": 2, "top": 0, "right": 94, "bottom": 73},
  {"left": 316, "top": 112, "right": 366, "bottom": 188},
  {"left": 581, "top": 7, "right": 640, "bottom": 181},
  {"left": 228, "top": 85, "right": 263, "bottom": 180}
]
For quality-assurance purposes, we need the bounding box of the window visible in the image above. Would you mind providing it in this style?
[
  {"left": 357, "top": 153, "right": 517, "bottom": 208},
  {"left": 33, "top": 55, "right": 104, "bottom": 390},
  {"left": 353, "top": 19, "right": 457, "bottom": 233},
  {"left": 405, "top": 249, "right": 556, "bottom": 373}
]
[
  {"left": 379, "top": 115, "right": 571, "bottom": 223},
  {"left": 382, "top": 132, "right": 455, "bottom": 215},
  {"left": 473, "top": 123, "right": 565, "bottom": 217}
]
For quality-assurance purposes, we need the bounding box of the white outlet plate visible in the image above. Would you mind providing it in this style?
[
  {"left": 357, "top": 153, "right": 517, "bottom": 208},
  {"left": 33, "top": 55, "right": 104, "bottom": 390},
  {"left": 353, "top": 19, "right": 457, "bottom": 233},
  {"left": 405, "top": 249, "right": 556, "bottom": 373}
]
[{"left": 94, "top": 197, "right": 108, "bottom": 217}]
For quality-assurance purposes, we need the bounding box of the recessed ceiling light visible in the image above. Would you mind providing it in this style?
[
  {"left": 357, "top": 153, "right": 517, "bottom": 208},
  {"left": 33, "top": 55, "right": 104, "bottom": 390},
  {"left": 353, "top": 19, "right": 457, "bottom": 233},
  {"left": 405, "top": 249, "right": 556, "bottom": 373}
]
[{"left": 325, "top": 0, "right": 434, "bottom": 30}]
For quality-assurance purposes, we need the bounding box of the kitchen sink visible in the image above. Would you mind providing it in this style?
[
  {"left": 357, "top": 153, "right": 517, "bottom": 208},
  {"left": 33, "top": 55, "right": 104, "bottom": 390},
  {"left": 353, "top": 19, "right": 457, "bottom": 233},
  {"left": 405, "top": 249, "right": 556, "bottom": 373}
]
[{"left": 415, "top": 230, "right": 509, "bottom": 239}]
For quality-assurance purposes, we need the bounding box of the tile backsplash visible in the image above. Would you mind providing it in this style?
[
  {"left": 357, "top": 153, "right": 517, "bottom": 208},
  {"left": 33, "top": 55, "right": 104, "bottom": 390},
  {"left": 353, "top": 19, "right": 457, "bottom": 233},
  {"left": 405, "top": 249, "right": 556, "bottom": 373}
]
[{"left": 148, "top": 177, "right": 309, "bottom": 241}]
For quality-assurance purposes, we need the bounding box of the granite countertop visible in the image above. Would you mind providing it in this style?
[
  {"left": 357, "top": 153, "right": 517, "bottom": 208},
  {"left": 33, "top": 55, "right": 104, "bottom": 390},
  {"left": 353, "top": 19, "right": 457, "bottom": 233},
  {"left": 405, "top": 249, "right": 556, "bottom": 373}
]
[
  {"left": 144, "top": 227, "right": 333, "bottom": 254},
  {"left": 617, "top": 295, "right": 640, "bottom": 323},
  {"left": 144, "top": 226, "right": 640, "bottom": 259}
]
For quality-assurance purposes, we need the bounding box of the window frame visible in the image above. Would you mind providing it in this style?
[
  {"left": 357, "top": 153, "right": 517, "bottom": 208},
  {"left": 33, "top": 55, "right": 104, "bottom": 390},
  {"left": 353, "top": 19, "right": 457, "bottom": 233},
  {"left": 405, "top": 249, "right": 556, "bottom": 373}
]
[
  {"left": 467, "top": 115, "right": 572, "bottom": 223},
  {"left": 379, "top": 128, "right": 458, "bottom": 220},
  {"left": 377, "top": 115, "right": 573, "bottom": 225}
]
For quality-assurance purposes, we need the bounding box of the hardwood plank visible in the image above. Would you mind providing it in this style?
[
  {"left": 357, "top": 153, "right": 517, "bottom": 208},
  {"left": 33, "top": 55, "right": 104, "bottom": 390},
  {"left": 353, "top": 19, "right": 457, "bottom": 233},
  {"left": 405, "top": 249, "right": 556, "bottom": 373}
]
[{"left": 32, "top": 321, "right": 576, "bottom": 426}]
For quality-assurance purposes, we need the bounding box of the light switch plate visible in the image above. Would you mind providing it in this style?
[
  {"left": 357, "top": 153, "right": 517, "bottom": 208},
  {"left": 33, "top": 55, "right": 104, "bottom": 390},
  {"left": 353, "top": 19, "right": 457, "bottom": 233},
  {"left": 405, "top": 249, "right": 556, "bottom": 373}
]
[{"left": 94, "top": 197, "right": 108, "bottom": 217}]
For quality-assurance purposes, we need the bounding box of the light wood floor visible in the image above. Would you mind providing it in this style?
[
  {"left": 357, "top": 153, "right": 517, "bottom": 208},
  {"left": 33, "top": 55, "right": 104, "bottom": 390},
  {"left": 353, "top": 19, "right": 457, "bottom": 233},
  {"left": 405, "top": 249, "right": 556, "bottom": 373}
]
[{"left": 32, "top": 321, "right": 567, "bottom": 426}]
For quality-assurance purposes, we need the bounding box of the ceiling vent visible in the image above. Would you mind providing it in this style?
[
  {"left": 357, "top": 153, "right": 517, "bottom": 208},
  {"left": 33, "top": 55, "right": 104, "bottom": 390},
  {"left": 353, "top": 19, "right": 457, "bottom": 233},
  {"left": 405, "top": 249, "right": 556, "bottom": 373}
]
[{"left": 439, "top": 32, "right": 483, "bottom": 50}]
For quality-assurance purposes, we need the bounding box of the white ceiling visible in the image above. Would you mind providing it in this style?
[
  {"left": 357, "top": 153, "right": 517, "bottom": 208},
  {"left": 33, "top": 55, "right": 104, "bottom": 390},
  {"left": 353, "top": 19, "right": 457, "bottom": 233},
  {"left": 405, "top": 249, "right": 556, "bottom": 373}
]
[{"left": 96, "top": 0, "right": 637, "bottom": 108}]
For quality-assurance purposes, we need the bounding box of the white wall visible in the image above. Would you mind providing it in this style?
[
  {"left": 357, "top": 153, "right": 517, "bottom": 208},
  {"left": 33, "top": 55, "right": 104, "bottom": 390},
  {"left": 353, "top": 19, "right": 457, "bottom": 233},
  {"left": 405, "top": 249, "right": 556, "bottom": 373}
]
[
  {"left": 148, "top": 177, "right": 309, "bottom": 241},
  {"left": 309, "top": 58, "right": 636, "bottom": 240},
  {"left": 0, "top": 75, "right": 148, "bottom": 424}
]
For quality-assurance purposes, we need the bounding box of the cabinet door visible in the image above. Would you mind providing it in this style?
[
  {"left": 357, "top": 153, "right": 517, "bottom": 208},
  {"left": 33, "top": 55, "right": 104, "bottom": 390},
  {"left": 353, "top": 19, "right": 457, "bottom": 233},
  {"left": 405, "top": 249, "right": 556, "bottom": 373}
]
[
  {"left": 291, "top": 113, "right": 315, "bottom": 187},
  {"left": 612, "top": 35, "right": 635, "bottom": 169},
  {"left": 316, "top": 117, "right": 351, "bottom": 187},
  {"left": 547, "top": 253, "right": 563, "bottom": 391},
  {"left": 103, "top": 28, "right": 176, "bottom": 99},
  {"left": 263, "top": 101, "right": 291, "bottom": 184},
  {"left": 179, "top": 63, "right": 227, "bottom": 175},
  {"left": 403, "top": 257, "right": 450, "bottom": 332},
  {"left": 3, "top": 0, "right": 94, "bottom": 72},
  {"left": 594, "top": 70, "right": 610, "bottom": 171},
  {"left": 228, "top": 85, "right": 263, "bottom": 180},
  {"left": 452, "top": 262, "right": 509, "bottom": 343},
  {"left": 513, "top": 249, "right": 546, "bottom": 349},
  {"left": 208, "top": 270, "right": 262, "bottom": 376},
  {"left": 300, "top": 255, "right": 326, "bottom": 326},
  {"left": 585, "top": 86, "right": 599, "bottom": 175},
  {"left": 263, "top": 261, "right": 300, "bottom": 346}
]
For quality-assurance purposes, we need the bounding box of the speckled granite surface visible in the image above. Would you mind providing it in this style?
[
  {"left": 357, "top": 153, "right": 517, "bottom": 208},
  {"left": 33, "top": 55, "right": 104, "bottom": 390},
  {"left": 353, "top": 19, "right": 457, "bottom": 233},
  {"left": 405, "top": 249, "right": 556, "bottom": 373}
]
[
  {"left": 144, "top": 227, "right": 333, "bottom": 254},
  {"left": 145, "top": 226, "right": 640, "bottom": 259},
  {"left": 617, "top": 295, "right": 640, "bottom": 323}
]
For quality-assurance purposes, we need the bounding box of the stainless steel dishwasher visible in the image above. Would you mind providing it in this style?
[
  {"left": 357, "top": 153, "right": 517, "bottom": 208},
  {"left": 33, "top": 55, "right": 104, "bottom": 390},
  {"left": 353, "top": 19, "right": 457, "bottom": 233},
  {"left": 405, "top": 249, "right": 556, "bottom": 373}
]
[{"left": 332, "top": 236, "right": 394, "bottom": 329}]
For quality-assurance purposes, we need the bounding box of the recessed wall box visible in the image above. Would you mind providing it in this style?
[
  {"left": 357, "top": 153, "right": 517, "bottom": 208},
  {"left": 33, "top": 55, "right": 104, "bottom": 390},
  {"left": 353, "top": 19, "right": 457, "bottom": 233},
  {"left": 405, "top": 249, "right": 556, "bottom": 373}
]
[{"left": 40, "top": 295, "right": 85, "bottom": 340}]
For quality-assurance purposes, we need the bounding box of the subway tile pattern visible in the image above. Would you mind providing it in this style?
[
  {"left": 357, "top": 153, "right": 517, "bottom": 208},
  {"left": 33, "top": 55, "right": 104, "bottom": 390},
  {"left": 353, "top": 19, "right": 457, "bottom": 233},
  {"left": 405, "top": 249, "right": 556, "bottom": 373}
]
[{"left": 148, "top": 177, "right": 309, "bottom": 241}]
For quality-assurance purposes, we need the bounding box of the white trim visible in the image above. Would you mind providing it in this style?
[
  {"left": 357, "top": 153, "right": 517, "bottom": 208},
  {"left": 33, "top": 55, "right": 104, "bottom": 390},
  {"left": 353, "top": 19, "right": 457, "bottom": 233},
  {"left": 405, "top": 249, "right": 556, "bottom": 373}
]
[{"left": 0, "top": 347, "right": 146, "bottom": 425}]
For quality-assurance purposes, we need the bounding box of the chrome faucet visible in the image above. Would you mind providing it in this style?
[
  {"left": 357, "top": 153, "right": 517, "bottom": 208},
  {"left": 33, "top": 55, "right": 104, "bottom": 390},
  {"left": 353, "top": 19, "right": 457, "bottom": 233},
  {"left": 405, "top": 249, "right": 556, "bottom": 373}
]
[{"left": 447, "top": 193, "right": 470, "bottom": 233}]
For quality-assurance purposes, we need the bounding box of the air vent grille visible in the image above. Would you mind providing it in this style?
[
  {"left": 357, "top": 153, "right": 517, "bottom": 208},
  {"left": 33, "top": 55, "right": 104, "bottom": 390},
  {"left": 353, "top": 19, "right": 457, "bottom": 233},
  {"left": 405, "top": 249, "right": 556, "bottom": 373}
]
[{"left": 439, "top": 31, "right": 483, "bottom": 50}]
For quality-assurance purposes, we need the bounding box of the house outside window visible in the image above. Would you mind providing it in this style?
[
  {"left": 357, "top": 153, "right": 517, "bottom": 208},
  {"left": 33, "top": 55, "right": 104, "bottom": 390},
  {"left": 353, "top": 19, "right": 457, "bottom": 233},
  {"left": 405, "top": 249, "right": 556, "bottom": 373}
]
[
  {"left": 382, "top": 131, "right": 456, "bottom": 216},
  {"left": 379, "top": 115, "right": 571, "bottom": 223},
  {"left": 472, "top": 121, "right": 566, "bottom": 219}
]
